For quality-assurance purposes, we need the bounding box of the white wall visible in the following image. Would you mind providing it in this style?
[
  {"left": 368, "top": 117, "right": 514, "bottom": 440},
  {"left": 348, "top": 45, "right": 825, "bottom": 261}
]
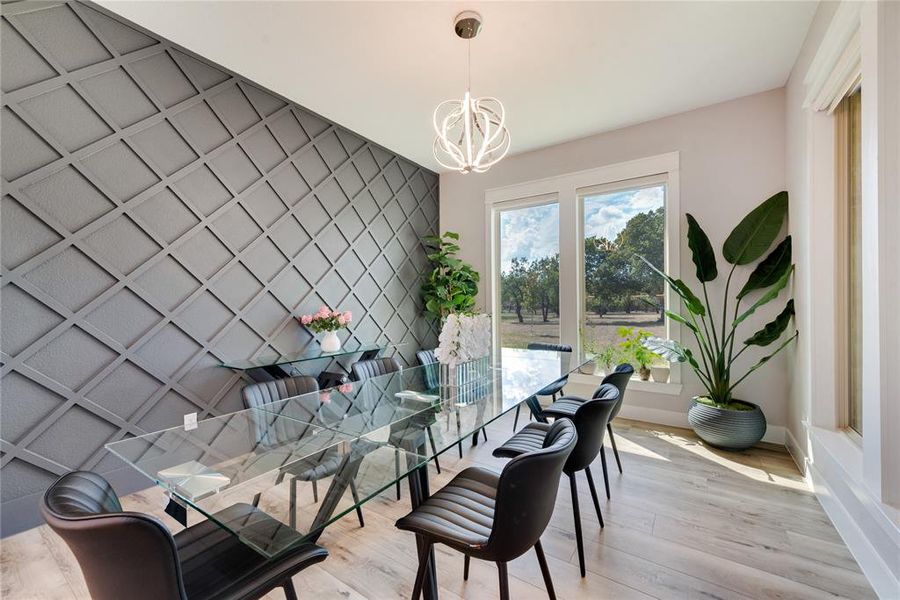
[
  {"left": 785, "top": 2, "right": 899, "bottom": 596},
  {"left": 441, "top": 89, "right": 790, "bottom": 432}
]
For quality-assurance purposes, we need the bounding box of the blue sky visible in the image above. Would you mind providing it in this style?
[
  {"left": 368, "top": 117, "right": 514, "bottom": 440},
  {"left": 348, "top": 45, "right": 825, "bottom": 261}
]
[{"left": 499, "top": 185, "right": 664, "bottom": 272}]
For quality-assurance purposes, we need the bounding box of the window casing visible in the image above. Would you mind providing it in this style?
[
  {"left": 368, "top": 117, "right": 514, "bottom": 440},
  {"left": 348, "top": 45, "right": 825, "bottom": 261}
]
[
  {"left": 486, "top": 153, "right": 681, "bottom": 384},
  {"left": 836, "top": 88, "right": 863, "bottom": 435}
]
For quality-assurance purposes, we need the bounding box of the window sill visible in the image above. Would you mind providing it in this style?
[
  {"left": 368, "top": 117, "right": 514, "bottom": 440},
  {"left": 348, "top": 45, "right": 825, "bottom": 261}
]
[{"left": 569, "top": 372, "right": 683, "bottom": 396}]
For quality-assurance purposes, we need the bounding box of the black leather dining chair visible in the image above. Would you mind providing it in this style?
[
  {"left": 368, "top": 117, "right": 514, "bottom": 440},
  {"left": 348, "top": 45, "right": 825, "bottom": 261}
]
[
  {"left": 41, "top": 471, "right": 327, "bottom": 600},
  {"left": 396, "top": 419, "right": 577, "bottom": 600},
  {"left": 513, "top": 342, "right": 573, "bottom": 430},
  {"left": 242, "top": 375, "right": 365, "bottom": 528},
  {"left": 494, "top": 386, "right": 619, "bottom": 577},
  {"left": 599, "top": 364, "right": 634, "bottom": 474},
  {"left": 415, "top": 349, "right": 486, "bottom": 458},
  {"left": 351, "top": 356, "right": 443, "bottom": 497}
]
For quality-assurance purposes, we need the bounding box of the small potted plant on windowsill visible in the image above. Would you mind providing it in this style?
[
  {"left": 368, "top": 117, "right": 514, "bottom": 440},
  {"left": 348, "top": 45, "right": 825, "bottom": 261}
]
[
  {"left": 640, "top": 191, "right": 798, "bottom": 451},
  {"left": 617, "top": 327, "right": 658, "bottom": 381},
  {"left": 650, "top": 362, "right": 671, "bottom": 383}
]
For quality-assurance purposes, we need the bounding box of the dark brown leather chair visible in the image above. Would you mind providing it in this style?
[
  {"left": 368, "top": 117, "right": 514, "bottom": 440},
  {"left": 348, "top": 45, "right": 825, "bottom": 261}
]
[
  {"left": 513, "top": 342, "right": 573, "bottom": 430},
  {"left": 242, "top": 375, "right": 365, "bottom": 528},
  {"left": 599, "top": 364, "right": 635, "bottom": 473},
  {"left": 41, "top": 471, "right": 327, "bottom": 600},
  {"left": 397, "top": 418, "right": 577, "bottom": 600},
  {"left": 352, "top": 356, "right": 443, "bottom": 497},
  {"left": 494, "top": 386, "right": 619, "bottom": 577},
  {"left": 415, "top": 349, "right": 486, "bottom": 458},
  {"left": 350, "top": 356, "right": 402, "bottom": 381}
]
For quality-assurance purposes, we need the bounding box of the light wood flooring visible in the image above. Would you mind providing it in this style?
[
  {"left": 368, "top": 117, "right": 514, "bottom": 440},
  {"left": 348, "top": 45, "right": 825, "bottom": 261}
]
[{"left": 1, "top": 414, "right": 876, "bottom": 600}]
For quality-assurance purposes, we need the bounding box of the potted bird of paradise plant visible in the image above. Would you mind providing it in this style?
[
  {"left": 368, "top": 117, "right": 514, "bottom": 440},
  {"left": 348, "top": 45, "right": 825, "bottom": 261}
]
[{"left": 640, "top": 191, "right": 797, "bottom": 450}]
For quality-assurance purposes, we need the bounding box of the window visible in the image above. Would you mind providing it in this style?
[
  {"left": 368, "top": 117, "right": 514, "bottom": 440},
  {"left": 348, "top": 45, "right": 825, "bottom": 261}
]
[
  {"left": 581, "top": 180, "right": 666, "bottom": 361},
  {"left": 497, "top": 200, "right": 560, "bottom": 348},
  {"left": 486, "top": 152, "right": 680, "bottom": 385},
  {"left": 837, "top": 88, "right": 862, "bottom": 435}
]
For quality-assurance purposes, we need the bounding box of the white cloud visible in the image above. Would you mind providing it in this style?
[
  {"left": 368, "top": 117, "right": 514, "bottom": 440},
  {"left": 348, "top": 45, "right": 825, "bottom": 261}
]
[{"left": 496, "top": 185, "right": 663, "bottom": 272}]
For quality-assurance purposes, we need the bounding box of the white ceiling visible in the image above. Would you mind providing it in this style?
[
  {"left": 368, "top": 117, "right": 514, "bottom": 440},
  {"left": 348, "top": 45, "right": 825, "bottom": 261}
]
[{"left": 97, "top": 1, "right": 818, "bottom": 172}]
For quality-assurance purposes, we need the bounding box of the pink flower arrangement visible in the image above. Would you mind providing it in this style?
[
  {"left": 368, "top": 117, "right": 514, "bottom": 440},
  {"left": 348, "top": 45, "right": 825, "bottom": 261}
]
[{"left": 298, "top": 306, "right": 352, "bottom": 333}]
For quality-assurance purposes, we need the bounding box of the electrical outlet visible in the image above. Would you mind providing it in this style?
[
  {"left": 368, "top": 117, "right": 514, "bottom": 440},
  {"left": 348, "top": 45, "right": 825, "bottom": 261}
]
[{"left": 183, "top": 412, "right": 198, "bottom": 431}]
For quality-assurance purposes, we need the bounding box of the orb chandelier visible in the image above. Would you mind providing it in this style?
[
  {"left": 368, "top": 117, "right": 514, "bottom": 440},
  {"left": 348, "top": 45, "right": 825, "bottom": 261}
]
[{"left": 433, "top": 11, "right": 510, "bottom": 174}]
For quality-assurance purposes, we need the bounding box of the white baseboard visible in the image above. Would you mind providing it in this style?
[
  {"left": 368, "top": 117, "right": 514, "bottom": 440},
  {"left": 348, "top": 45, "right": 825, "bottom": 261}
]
[
  {"left": 786, "top": 426, "right": 900, "bottom": 599},
  {"left": 616, "top": 404, "right": 787, "bottom": 446}
]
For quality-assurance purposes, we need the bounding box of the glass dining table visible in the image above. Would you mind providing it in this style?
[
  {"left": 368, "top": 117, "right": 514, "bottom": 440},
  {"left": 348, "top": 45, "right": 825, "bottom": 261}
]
[{"left": 106, "top": 347, "right": 586, "bottom": 600}]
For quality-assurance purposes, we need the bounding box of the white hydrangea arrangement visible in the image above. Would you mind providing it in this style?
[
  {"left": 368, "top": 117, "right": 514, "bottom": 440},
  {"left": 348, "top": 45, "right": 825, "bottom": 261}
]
[{"left": 434, "top": 313, "right": 492, "bottom": 367}]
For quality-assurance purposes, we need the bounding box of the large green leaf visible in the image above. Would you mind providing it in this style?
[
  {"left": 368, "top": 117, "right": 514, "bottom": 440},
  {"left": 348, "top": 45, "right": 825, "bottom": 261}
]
[
  {"left": 642, "top": 336, "right": 687, "bottom": 363},
  {"left": 686, "top": 214, "right": 718, "bottom": 282},
  {"left": 737, "top": 236, "right": 792, "bottom": 299},
  {"left": 638, "top": 255, "right": 706, "bottom": 316},
  {"left": 734, "top": 265, "right": 793, "bottom": 327},
  {"left": 665, "top": 310, "right": 699, "bottom": 334},
  {"left": 722, "top": 191, "right": 789, "bottom": 265},
  {"left": 744, "top": 300, "right": 795, "bottom": 346}
]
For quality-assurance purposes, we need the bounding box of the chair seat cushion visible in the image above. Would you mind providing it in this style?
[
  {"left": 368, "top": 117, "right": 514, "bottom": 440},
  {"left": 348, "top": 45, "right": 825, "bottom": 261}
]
[
  {"left": 175, "top": 503, "right": 327, "bottom": 600},
  {"left": 535, "top": 377, "right": 567, "bottom": 397},
  {"left": 283, "top": 447, "right": 342, "bottom": 482},
  {"left": 541, "top": 396, "right": 586, "bottom": 419},
  {"left": 395, "top": 467, "right": 499, "bottom": 552},
  {"left": 492, "top": 422, "right": 552, "bottom": 459}
]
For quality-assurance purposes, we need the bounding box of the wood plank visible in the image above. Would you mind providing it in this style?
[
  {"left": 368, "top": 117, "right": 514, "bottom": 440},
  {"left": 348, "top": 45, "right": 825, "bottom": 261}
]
[{"left": 0, "top": 416, "right": 875, "bottom": 600}]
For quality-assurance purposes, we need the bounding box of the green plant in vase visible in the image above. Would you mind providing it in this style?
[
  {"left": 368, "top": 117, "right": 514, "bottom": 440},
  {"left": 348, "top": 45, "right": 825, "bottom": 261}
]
[
  {"left": 639, "top": 191, "right": 798, "bottom": 450},
  {"left": 617, "top": 327, "right": 658, "bottom": 380},
  {"left": 421, "top": 231, "right": 480, "bottom": 322}
]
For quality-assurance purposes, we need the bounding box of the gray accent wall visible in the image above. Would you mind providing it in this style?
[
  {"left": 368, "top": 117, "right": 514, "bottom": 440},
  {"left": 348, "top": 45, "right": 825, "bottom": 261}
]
[{"left": 0, "top": 0, "right": 439, "bottom": 533}]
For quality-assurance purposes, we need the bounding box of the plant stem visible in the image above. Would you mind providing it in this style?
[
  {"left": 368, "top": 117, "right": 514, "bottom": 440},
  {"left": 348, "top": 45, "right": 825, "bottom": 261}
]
[
  {"left": 701, "top": 281, "right": 720, "bottom": 351},
  {"left": 727, "top": 332, "right": 798, "bottom": 394}
]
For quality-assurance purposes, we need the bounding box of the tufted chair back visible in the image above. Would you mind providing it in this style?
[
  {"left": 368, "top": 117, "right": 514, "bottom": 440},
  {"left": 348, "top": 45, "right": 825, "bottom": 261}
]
[
  {"left": 487, "top": 418, "right": 577, "bottom": 561},
  {"left": 41, "top": 471, "right": 187, "bottom": 600},
  {"left": 351, "top": 357, "right": 401, "bottom": 382},
  {"left": 599, "top": 363, "right": 634, "bottom": 420}
]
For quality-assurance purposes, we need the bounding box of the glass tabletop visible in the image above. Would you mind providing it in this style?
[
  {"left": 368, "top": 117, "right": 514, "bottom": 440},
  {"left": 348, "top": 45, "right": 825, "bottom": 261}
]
[
  {"left": 108, "top": 348, "right": 586, "bottom": 559},
  {"left": 220, "top": 340, "right": 396, "bottom": 371}
]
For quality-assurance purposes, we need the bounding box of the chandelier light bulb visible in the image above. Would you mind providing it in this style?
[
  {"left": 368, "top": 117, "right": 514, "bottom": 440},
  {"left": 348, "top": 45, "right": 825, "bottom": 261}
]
[{"left": 432, "top": 12, "right": 510, "bottom": 174}]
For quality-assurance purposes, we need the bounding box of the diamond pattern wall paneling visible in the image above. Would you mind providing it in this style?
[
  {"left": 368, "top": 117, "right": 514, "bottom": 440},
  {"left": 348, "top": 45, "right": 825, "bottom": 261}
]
[{"left": 0, "top": 0, "right": 439, "bottom": 532}]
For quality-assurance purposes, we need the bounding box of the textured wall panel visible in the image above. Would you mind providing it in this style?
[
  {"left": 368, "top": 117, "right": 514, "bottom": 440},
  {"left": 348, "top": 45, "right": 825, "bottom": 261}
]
[{"left": 0, "top": 0, "right": 439, "bottom": 532}]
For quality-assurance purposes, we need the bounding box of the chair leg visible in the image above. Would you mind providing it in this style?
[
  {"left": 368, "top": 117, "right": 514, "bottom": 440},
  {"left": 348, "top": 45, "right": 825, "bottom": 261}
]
[
  {"left": 513, "top": 404, "right": 521, "bottom": 431},
  {"left": 251, "top": 492, "right": 261, "bottom": 507},
  {"left": 584, "top": 466, "right": 605, "bottom": 528},
  {"left": 283, "top": 579, "right": 298, "bottom": 600},
  {"left": 456, "top": 413, "right": 463, "bottom": 458},
  {"left": 349, "top": 479, "right": 365, "bottom": 528},
  {"left": 599, "top": 446, "right": 611, "bottom": 500},
  {"left": 497, "top": 561, "right": 510, "bottom": 600},
  {"left": 395, "top": 448, "right": 402, "bottom": 500},
  {"left": 608, "top": 422, "right": 623, "bottom": 473},
  {"left": 426, "top": 426, "right": 441, "bottom": 474},
  {"left": 312, "top": 479, "right": 318, "bottom": 503},
  {"left": 289, "top": 478, "right": 297, "bottom": 530},
  {"left": 534, "top": 540, "right": 556, "bottom": 600},
  {"left": 463, "top": 554, "right": 470, "bottom": 581},
  {"left": 480, "top": 427, "right": 487, "bottom": 441},
  {"left": 569, "top": 473, "right": 586, "bottom": 578},
  {"left": 411, "top": 540, "right": 433, "bottom": 600}
]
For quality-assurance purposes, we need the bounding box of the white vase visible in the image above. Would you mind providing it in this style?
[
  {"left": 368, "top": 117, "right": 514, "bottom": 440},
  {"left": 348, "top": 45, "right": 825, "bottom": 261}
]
[
  {"left": 650, "top": 365, "right": 670, "bottom": 383},
  {"left": 320, "top": 331, "right": 341, "bottom": 353}
]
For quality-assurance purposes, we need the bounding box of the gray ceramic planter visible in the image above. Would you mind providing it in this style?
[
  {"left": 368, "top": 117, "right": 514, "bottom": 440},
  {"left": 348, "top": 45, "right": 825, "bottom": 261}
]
[{"left": 687, "top": 397, "right": 766, "bottom": 450}]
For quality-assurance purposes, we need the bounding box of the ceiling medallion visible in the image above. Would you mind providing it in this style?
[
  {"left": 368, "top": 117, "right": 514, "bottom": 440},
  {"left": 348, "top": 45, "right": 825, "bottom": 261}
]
[{"left": 432, "top": 11, "right": 510, "bottom": 174}]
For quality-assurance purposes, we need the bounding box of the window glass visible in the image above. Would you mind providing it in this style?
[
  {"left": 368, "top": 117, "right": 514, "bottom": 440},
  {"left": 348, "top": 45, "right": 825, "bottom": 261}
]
[{"left": 498, "top": 202, "right": 560, "bottom": 348}]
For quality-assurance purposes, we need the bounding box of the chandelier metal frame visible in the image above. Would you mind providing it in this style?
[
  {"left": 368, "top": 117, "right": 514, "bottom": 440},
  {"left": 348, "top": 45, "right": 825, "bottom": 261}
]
[{"left": 432, "top": 11, "right": 510, "bottom": 174}]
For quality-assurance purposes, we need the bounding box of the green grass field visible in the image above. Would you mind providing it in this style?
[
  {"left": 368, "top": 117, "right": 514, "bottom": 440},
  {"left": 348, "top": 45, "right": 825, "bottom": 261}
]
[{"left": 499, "top": 310, "right": 664, "bottom": 349}]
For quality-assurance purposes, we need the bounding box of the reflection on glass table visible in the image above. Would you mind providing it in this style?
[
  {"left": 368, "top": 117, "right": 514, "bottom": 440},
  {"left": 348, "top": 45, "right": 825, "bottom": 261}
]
[
  {"left": 106, "top": 407, "right": 430, "bottom": 558},
  {"left": 106, "top": 347, "right": 587, "bottom": 565}
]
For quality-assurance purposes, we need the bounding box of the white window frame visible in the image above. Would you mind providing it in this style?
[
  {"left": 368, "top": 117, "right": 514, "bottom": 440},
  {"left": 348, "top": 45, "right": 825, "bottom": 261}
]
[{"left": 485, "top": 152, "right": 681, "bottom": 387}]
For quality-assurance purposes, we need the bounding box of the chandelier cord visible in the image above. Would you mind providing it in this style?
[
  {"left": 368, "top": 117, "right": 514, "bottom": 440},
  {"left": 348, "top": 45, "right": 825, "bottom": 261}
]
[{"left": 467, "top": 38, "right": 471, "bottom": 92}]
